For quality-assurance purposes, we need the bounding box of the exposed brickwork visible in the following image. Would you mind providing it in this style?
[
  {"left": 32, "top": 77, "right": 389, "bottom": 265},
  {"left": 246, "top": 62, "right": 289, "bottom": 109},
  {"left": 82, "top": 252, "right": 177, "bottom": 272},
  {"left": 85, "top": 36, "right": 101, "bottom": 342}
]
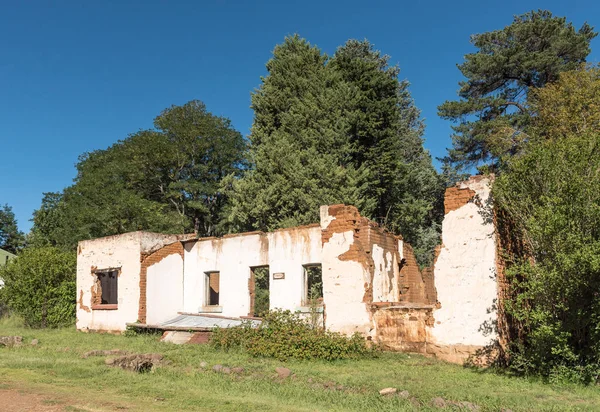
[
  {"left": 321, "top": 204, "right": 365, "bottom": 245},
  {"left": 398, "top": 242, "right": 429, "bottom": 305},
  {"left": 322, "top": 204, "right": 434, "bottom": 311},
  {"left": 78, "top": 290, "right": 90, "bottom": 313},
  {"left": 322, "top": 205, "right": 388, "bottom": 304},
  {"left": 187, "top": 331, "right": 211, "bottom": 344},
  {"left": 138, "top": 241, "right": 184, "bottom": 324},
  {"left": 493, "top": 203, "right": 527, "bottom": 362},
  {"left": 421, "top": 244, "right": 441, "bottom": 305},
  {"left": 444, "top": 186, "right": 476, "bottom": 214},
  {"left": 373, "top": 306, "right": 434, "bottom": 353}
]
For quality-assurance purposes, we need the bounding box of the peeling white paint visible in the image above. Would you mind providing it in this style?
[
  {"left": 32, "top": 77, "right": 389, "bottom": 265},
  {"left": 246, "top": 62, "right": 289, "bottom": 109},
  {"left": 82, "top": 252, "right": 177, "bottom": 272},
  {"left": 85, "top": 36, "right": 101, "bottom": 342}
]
[
  {"left": 76, "top": 232, "right": 179, "bottom": 331},
  {"left": 321, "top": 230, "right": 373, "bottom": 336},
  {"left": 429, "top": 177, "right": 497, "bottom": 347}
]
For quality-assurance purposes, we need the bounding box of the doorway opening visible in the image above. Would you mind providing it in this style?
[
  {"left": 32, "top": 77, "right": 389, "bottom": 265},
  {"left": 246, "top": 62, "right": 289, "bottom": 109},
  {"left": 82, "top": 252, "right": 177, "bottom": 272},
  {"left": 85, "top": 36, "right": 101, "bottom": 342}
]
[{"left": 249, "top": 266, "right": 270, "bottom": 317}]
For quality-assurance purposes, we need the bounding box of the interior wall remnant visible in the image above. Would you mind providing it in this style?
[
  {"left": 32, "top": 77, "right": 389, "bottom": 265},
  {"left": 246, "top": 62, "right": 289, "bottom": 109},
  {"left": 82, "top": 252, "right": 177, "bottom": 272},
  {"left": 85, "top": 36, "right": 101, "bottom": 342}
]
[
  {"left": 144, "top": 241, "right": 185, "bottom": 325},
  {"left": 318, "top": 204, "right": 430, "bottom": 337},
  {"left": 428, "top": 175, "right": 498, "bottom": 363}
]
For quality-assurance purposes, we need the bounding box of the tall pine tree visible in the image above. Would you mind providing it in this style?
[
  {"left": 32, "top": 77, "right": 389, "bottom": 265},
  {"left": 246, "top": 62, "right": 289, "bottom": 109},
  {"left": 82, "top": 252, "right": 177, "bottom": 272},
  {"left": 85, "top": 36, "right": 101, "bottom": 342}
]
[
  {"left": 224, "top": 36, "right": 372, "bottom": 231},
  {"left": 439, "top": 10, "right": 596, "bottom": 172}
]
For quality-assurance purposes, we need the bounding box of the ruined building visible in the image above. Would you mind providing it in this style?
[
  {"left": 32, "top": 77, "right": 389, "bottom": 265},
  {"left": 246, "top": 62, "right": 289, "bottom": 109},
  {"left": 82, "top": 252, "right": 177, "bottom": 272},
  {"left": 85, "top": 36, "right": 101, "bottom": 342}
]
[{"left": 76, "top": 176, "right": 498, "bottom": 363}]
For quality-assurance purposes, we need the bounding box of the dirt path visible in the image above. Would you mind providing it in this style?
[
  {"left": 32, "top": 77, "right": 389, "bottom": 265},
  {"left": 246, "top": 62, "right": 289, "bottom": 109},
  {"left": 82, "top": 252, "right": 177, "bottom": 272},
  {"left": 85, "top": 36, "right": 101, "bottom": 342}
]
[
  {"left": 0, "top": 388, "right": 69, "bottom": 411},
  {"left": 0, "top": 386, "right": 134, "bottom": 412}
]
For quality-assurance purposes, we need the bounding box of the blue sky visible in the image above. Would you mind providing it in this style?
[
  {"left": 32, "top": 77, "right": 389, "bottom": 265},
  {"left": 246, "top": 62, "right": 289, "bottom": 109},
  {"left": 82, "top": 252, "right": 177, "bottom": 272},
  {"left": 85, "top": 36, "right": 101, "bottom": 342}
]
[{"left": 1, "top": 0, "right": 599, "bottom": 232}]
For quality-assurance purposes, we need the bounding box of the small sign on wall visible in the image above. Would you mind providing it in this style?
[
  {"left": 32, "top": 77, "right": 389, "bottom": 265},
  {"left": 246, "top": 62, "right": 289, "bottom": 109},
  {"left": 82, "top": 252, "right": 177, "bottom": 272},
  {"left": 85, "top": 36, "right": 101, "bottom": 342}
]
[{"left": 272, "top": 272, "right": 285, "bottom": 280}]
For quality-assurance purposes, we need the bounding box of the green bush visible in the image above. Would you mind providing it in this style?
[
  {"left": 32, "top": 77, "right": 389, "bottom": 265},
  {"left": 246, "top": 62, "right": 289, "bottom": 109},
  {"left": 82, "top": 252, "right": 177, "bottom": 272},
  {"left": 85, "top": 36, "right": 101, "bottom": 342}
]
[
  {"left": 494, "top": 132, "right": 600, "bottom": 383},
  {"left": 211, "top": 309, "right": 376, "bottom": 361},
  {"left": 0, "top": 247, "right": 76, "bottom": 328}
]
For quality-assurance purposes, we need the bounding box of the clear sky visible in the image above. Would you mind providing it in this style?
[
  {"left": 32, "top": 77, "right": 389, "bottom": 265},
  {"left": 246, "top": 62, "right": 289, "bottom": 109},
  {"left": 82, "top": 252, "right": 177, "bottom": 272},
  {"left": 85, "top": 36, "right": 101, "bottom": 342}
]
[{"left": 1, "top": 0, "right": 599, "bottom": 232}]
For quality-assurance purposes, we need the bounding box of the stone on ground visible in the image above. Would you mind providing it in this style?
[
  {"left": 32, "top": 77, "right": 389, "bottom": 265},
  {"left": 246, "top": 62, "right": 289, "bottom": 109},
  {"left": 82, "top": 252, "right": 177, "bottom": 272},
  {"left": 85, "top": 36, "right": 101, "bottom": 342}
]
[
  {"left": 105, "top": 353, "right": 163, "bottom": 373},
  {"left": 275, "top": 367, "right": 292, "bottom": 379},
  {"left": 160, "top": 331, "right": 194, "bottom": 344},
  {"left": 82, "top": 349, "right": 129, "bottom": 358},
  {"left": 0, "top": 336, "right": 23, "bottom": 347}
]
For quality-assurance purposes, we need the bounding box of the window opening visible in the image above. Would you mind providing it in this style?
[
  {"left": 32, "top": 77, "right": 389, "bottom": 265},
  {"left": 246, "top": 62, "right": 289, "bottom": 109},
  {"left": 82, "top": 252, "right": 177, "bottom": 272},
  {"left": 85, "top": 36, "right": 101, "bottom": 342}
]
[
  {"left": 96, "top": 269, "right": 118, "bottom": 305},
  {"left": 303, "top": 264, "right": 323, "bottom": 306},
  {"left": 205, "top": 271, "right": 220, "bottom": 306}
]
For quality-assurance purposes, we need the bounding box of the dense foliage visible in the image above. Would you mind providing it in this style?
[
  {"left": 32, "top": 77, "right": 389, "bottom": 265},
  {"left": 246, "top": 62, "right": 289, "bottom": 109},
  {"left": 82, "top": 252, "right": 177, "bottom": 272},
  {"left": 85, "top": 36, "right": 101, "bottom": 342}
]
[
  {"left": 0, "top": 247, "right": 76, "bottom": 327},
  {"left": 0, "top": 204, "right": 25, "bottom": 254},
  {"left": 211, "top": 310, "right": 376, "bottom": 361},
  {"left": 31, "top": 100, "right": 246, "bottom": 250},
  {"left": 439, "top": 10, "right": 596, "bottom": 172},
  {"left": 226, "top": 36, "right": 442, "bottom": 264},
  {"left": 494, "top": 67, "right": 600, "bottom": 383}
]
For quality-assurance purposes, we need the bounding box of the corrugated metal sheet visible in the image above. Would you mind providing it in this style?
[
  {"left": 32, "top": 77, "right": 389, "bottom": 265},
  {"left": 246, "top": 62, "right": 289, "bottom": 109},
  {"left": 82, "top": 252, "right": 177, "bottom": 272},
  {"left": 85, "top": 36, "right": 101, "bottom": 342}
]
[{"left": 159, "top": 314, "right": 261, "bottom": 329}]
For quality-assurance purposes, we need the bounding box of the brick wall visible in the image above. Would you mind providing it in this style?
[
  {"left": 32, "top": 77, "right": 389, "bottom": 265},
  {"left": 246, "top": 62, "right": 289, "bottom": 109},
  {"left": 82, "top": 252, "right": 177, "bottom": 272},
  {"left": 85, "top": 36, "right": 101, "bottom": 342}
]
[
  {"left": 372, "top": 305, "right": 434, "bottom": 353},
  {"left": 444, "top": 186, "right": 476, "bottom": 214},
  {"left": 399, "top": 242, "right": 432, "bottom": 305}
]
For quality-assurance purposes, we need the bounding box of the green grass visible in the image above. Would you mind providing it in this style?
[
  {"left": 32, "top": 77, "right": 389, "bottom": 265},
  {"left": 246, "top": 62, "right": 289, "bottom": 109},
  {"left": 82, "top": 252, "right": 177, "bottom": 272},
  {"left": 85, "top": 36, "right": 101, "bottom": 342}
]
[{"left": 0, "top": 317, "right": 599, "bottom": 411}]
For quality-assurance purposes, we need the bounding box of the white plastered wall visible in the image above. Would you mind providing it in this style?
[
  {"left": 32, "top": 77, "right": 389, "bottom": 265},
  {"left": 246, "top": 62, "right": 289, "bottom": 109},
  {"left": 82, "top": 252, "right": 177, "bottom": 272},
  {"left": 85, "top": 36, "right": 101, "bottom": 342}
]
[
  {"left": 429, "top": 177, "right": 497, "bottom": 347},
  {"left": 182, "top": 227, "right": 322, "bottom": 317},
  {"left": 319, "top": 206, "right": 373, "bottom": 336},
  {"left": 146, "top": 253, "right": 184, "bottom": 324},
  {"left": 182, "top": 233, "right": 269, "bottom": 317},
  {"left": 371, "top": 242, "right": 401, "bottom": 303},
  {"left": 267, "top": 226, "right": 322, "bottom": 311},
  {"left": 76, "top": 231, "right": 180, "bottom": 331},
  {"left": 77, "top": 232, "right": 142, "bottom": 331}
]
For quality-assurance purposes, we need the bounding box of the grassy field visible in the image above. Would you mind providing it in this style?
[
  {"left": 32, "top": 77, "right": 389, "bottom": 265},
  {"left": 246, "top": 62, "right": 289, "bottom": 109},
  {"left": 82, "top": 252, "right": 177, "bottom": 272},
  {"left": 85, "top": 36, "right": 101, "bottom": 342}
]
[{"left": 0, "top": 318, "right": 599, "bottom": 411}]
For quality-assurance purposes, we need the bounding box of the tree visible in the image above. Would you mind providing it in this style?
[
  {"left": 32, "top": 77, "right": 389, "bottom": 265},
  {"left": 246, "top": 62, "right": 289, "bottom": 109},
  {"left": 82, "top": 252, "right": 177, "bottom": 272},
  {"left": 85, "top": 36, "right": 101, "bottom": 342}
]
[
  {"left": 495, "top": 131, "right": 600, "bottom": 382},
  {"left": 0, "top": 247, "right": 76, "bottom": 327},
  {"left": 152, "top": 101, "right": 248, "bottom": 235},
  {"left": 0, "top": 204, "right": 25, "bottom": 254},
  {"left": 494, "top": 68, "right": 600, "bottom": 381},
  {"left": 32, "top": 100, "right": 247, "bottom": 250},
  {"left": 224, "top": 36, "right": 372, "bottom": 232},
  {"left": 439, "top": 10, "right": 596, "bottom": 172},
  {"left": 529, "top": 65, "right": 600, "bottom": 140}
]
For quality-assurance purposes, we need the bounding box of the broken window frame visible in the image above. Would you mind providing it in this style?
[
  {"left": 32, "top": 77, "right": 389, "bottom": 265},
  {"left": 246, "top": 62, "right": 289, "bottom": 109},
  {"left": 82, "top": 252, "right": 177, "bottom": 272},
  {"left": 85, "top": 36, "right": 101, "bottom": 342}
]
[
  {"left": 302, "top": 264, "right": 323, "bottom": 307},
  {"left": 91, "top": 267, "right": 120, "bottom": 310}
]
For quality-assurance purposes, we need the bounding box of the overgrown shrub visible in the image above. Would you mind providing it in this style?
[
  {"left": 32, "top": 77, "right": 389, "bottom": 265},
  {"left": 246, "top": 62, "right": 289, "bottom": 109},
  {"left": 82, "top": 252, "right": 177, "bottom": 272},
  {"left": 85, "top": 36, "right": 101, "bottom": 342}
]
[
  {"left": 494, "top": 131, "right": 600, "bottom": 383},
  {"left": 211, "top": 309, "right": 376, "bottom": 361},
  {"left": 0, "top": 247, "right": 76, "bottom": 328}
]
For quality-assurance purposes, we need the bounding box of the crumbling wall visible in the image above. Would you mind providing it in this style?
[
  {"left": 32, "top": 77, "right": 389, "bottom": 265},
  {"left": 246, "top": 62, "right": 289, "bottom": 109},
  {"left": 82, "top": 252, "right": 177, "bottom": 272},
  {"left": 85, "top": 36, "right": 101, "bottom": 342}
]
[
  {"left": 372, "top": 304, "right": 434, "bottom": 353},
  {"left": 427, "top": 175, "right": 498, "bottom": 363},
  {"left": 320, "top": 205, "right": 374, "bottom": 335},
  {"left": 76, "top": 231, "right": 180, "bottom": 332},
  {"left": 319, "top": 204, "right": 431, "bottom": 337}
]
